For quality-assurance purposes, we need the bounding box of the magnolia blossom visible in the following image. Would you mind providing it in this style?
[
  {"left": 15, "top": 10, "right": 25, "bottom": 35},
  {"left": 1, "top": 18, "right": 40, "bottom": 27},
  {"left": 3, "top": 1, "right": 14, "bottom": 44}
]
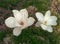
[
  {"left": 35, "top": 10, "right": 57, "bottom": 32},
  {"left": 5, "top": 9, "right": 35, "bottom": 36}
]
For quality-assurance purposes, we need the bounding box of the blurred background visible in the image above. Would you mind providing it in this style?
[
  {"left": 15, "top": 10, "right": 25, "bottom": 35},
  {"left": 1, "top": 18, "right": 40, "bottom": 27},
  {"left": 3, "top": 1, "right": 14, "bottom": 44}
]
[{"left": 0, "top": 0, "right": 60, "bottom": 44}]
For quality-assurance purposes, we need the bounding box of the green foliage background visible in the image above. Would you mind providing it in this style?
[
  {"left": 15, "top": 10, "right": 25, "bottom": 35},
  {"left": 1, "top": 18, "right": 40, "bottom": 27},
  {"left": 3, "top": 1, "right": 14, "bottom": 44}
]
[{"left": 0, "top": 0, "right": 60, "bottom": 44}]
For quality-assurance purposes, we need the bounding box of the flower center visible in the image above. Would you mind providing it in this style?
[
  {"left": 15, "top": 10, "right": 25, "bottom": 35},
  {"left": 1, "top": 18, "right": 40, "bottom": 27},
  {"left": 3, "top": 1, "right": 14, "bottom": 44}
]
[
  {"left": 19, "top": 21, "right": 24, "bottom": 25},
  {"left": 43, "top": 21, "right": 47, "bottom": 25}
]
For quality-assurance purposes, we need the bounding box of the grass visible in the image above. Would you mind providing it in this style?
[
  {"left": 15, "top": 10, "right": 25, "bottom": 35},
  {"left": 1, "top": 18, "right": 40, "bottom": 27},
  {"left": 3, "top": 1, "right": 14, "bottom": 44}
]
[{"left": 12, "top": 27, "right": 57, "bottom": 44}]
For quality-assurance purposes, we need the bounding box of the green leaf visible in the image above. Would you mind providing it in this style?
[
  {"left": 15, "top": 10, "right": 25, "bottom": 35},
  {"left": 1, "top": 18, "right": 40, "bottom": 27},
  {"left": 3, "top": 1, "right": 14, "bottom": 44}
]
[{"left": 0, "top": 31, "right": 7, "bottom": 41}]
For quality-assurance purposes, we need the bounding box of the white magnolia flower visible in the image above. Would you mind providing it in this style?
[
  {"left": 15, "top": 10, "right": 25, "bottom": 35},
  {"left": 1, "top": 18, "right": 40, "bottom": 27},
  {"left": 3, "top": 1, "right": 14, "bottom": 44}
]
[
  {"left": 5, "top": 9, "right": 35, "bottom": 36},
  {"left": 35, "top": 10, "right": 57, "bottom": 32}
]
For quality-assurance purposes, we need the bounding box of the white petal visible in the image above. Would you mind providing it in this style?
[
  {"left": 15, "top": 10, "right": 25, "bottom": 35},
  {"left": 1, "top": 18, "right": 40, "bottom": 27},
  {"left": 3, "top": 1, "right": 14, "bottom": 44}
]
[
  {"left": 12, "top": 10, "right": 23, "bottom": 21},
  {"left": 36, "top": 12, "right": 44, "bottom": 22},
  {"left": 47, "top": 26, "right": 53, "bottom": 32},
  {"left": 51, "top": 16, "right": 57, "bottom": 21},
  {"left": 52, "top": 21, "right": 57, "bottom": 25},
  {"left": 5, "top": 17, "right": 15, "bottom": 28},
  {"left": 35, "top": 22, "right": 40, "bottom": 27},
  {"left": 40, "top": 24, "right": 47, "bottom": 30},
  {"left": 47, "top": 16, "right": 57, "bottom": 26},
  {"left": 44, "top": 10, "right": 51, "bottom": 21},
  {"left": 26, "top": 17, "right": 35, "bottom": 27},
  {"left": 20, "top": 9, "right": 28, "bottom": 18},
  {"left": 45, "top": 10, "right": 51, "bottom": 17},
  {"left": 47, "top": 21, "right": 57, "bottom": 26},
  {"left": 41, "top": 24, "right": 53, "bottom": 32},
  {"left": 47, "top": 19, "right": 57, "bottom": 25},
  {"left": 13, "top": 28, "right": 22, "bottom": 36}
]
